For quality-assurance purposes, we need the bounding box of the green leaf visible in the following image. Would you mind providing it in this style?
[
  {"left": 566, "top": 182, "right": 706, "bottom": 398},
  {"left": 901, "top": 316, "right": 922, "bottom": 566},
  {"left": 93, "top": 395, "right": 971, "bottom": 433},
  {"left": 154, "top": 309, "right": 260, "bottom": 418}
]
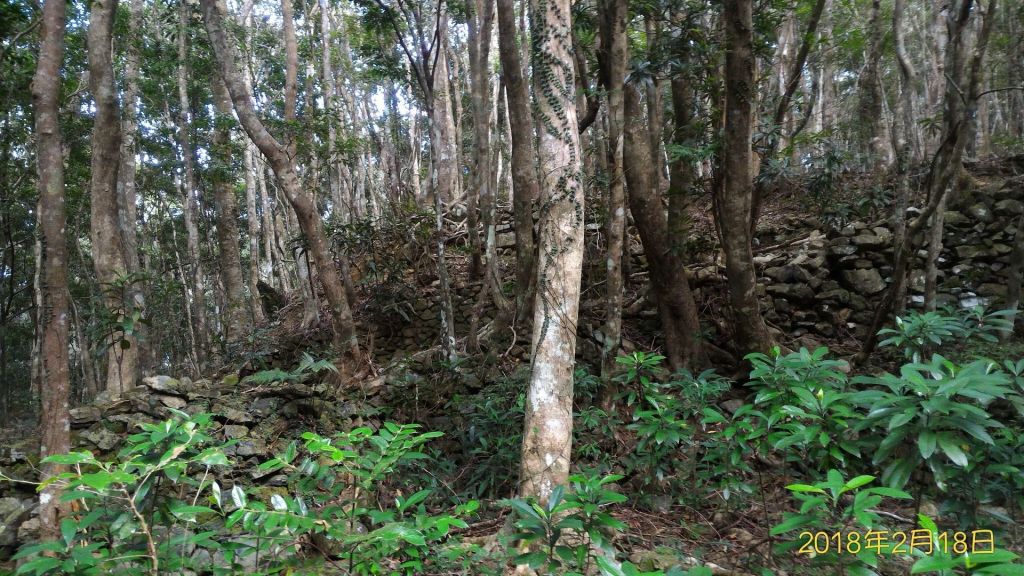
[
  {"left": 842, "top": 475, "right": 876, "bottom": 493},
  {"left": 230, "top": 485, "right": 246, "bottom": 508},
  {"left": 937, "top": 435, "right": 969, "bottom": 467},
  {"left": 786, "top": 484, "right": 826, "bottom": 494},
  {"left": 60, "top": 518, "right": 76, "bottom": 547},
  {"left": 770, "top": 514, "right": 812, "bottom": 535},
  {"left": 910, "top": 556, "right": 961, "bottom": 573},
  {"left": 918, "top": 430, "right": 937, "bottom": 459}
]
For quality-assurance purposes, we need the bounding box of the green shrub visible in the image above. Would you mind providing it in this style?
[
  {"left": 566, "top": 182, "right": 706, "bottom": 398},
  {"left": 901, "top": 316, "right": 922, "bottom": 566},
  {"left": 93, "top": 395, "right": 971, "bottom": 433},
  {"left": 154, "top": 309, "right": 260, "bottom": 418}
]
[{"left": 11, "top": 412, "right": 476, "bottom": 576}]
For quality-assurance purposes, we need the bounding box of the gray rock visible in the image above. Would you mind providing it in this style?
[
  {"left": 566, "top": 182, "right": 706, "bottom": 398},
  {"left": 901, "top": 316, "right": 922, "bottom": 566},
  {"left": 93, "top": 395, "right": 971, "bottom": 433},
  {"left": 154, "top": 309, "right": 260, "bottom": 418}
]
[
  {"left": 766, "top": 283, "right": 815, "bottom": 302},
  {"left": 851, "top": 233, "right": 884, "bottom": 247},
  {"left": 956, "top": 245, "right": 993, "bottom": 260},
  {"left": 79, "top": 426, "right": 121, "bottom": 452},
  {"left": 223, "top": 425, "right": 250, "bottom": 439},
  {"left": 943, "top": 211, "right": 969, "bottom": 226},
  {"left": 967, "top": 203, "right": 994, "bottom": 223},
  {"left": 841, "top": 268, "right": 886, "bottom": 294},
  {"left": 142, "top": 375, "right": 185, "bottom": 396},
  {"left": 69, "top": 405, "right": 102, "bottom": 427},
  {"left": 995, "top": 199, "right": 1024, "bottom": 216},
  {"left": 217, "top": 406, "right": 254, "bottom": 424},
  {"left": 0, "top": 497, "right": 31, "bottom": 548},
  {"left": 816, "top": 288, "right": 851, "bottom": 304},
  {"left": 235, "top": 438, "right": 266, "bottom": 457},
  {"left": 764, "top": 265, "right": 810, "bottom": 283},
  {"left": 157, "top": 395, "right": 188, "bottom": 409},
  {"left": 16, "top": 516, "right": 39, "bottom": 545}
]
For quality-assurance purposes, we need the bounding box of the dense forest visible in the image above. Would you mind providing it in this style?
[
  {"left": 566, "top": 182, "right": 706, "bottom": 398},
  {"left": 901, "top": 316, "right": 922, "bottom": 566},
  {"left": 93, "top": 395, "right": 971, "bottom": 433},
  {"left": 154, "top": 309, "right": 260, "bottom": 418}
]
[{"left": 2, "top": 0, "right": 1024, "bottom": 572}]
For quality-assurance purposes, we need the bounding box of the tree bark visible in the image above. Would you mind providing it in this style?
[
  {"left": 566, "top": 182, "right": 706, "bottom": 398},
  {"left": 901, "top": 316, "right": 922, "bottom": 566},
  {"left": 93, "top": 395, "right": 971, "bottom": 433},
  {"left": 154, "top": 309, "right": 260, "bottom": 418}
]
[
  {"left": 597, "top": 0, "right": 627, "bottom": 380},
  {"left": 519, "top": 0, "right": 585, "bottom": 503},
  {"left": 718, "top": 0, "right": 773, "bottom": 355},
  {"left": 210, "top": 78, "right": 254, "bottom": 344},
  {"left": 176, "top": 2, "right": 209, "bottom": 369},
  {"left": 891, "top": 0, "right": 915, "bottom": 316},
  {"left": 497, "top": 0, "right": 539, "bottom": 327},
  {"left": 626, "top": 86, "right": 702, "bottom": 371},
  {"left": 857, "top": 0, "right": 889, "bottom": 165},
  {"left": 89, "top": 0, "right": 137, "bottom": 393},
  {"left": 201, "top": 0, "right": 359, "bottom": 355},
  {"left": 33, "top": 0, "right": 71, "bottom": 540},
  {"left": 118, "top": 0, "right": 147, "bottom": 376}
]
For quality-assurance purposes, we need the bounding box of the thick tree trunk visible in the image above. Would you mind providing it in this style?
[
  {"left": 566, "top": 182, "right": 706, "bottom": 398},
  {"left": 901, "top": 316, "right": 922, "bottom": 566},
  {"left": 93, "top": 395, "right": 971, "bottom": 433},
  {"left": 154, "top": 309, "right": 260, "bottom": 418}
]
[
  {"left": 718, "top": 0, "right": 773, "bottom": 355},
  {"left": 201, "top": 0, "right": 359, "bottom": 355},
  {"left": 89, "top": 0, "right": 137, "bottom": 393},
  {"left": 211, "top": 78, "right": 253, "bottom": 343},
  {"left": 496, "top": 0, "right": 539, "bottom": 326},
  {"left": 519, "top": 0, "right": 585, "bottom": 503},
  {"left": 598, "top": 0, "right": 627, "bottom": 380},
  {"left": 33, "top": 0, "right": 71, "bottom": 540}
]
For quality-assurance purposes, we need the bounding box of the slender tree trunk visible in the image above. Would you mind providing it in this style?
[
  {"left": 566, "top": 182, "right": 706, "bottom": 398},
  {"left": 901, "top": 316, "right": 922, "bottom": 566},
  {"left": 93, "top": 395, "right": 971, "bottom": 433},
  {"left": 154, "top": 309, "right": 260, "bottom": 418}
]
[
  {"left": 519, "top": 0, "right": 585, "bottom": 503},
  {"left": 750, "top": 0, "right": 826, "bottom": 232},
  {"left": 891, "top": 0, "right": 915, "bottom": 316},
  {"left": 466, "top": 0, "right": 495, "bottom": 283},
  {"left": 176, "top": 4, "right": 209, "bottom": 368},
  {"left": 33, "top": 0, "right": 71, "bottom": 539},
  {"left": 857, "top": 0, "right": 889, "bottom": 166},
  {"left": 89, "top": 0, "right": 137, "bottom": 393},
  {"left": 497, "top": 0, "right": 539, "bottom": 326},
  {"left": 201, "top": 0, "right": 359, "bottom": 355},
  {"left": 626, "top": 86, "right": 702, "bottom": 371},
  {"left": 718, "top": 0, "right": 773, "bottom": 355},
  {"left": 118, "top": 0, "right": 146, "bottom": 375},
  {"left": 428, "top": 11, "right": 458, "bottom": 362},
  {"left": 859, "top": 0, "right": 998, "bottom": 360},
  {"left": 243, "top": 143, "right": 266, "bottom": 323},
  {"left": 211, "top": 78, "right": 253, "bottom": 343},
  {"left": 598, "top": 0, "right": 627, "bottom": 380}
]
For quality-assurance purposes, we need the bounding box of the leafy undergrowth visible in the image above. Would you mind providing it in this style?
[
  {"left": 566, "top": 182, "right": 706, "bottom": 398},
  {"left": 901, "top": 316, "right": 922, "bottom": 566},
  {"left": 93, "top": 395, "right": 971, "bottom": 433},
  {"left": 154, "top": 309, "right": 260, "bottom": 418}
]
[{"left": 4, "top": 307, "right": 1024, "bottom": 575}]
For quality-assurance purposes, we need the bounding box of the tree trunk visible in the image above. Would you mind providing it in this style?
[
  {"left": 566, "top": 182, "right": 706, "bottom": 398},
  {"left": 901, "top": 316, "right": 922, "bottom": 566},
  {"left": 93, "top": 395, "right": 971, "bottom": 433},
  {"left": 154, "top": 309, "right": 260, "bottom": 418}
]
[
  {"left": 211, "top": 78, "right": 254, "bottom": 343},
  {"left": 118, "top": 0, "right": 147, "bottom": 376},
  {"left": 467, "top": 0, "right": 495, "bottom": 283},
  {"left": 891, "top": 0, "right": 915, "bottom": 317},
  {"left": 201, "top": 0, "right": 359, "bottom": 355},
  {"left": 428, "top": 11, "right": 458, "bottom": 362},
  {"left": 176, "top": 2, "right": 209, "bottom": 368},
  {"left": 597, "top": 0, "right": 627, "bottom": 380},
  {"left": 857, "top": 0, "right": 889, "bottom": 166},
  {"left": 859, "top": 0, "right": 998, "bottom": 361},
  {"left": 625, "top": 86, "right": 702, "bottom": 371},
  {"left": 33, "top": 0, "right": 71, "bottom": 539},
  {"left": 718, "top": 0, "right": 773, "bottom": 355},
  {"left": 89, "top": 0, "right": 137, "bottom": 393},
  {"left": 496, "top": 0, "right": 539, "bottom": 327},
  {"left": 519, "top": 0, "right": 585, "bottom": 503}
]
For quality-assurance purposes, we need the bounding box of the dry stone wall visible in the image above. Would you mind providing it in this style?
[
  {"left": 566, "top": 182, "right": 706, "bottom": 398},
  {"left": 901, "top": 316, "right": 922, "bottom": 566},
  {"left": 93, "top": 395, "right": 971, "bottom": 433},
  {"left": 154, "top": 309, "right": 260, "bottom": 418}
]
[{"left": 696, "top": 176, "right": 1024, "bottom": 343}]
